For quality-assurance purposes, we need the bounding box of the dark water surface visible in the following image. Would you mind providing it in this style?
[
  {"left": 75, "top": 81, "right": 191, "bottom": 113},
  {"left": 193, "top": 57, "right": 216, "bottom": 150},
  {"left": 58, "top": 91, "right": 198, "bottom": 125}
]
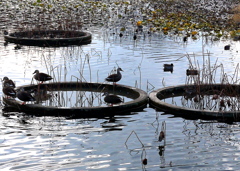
[{"left": 1, "top": 28, "right": 240, "bottom": 170}]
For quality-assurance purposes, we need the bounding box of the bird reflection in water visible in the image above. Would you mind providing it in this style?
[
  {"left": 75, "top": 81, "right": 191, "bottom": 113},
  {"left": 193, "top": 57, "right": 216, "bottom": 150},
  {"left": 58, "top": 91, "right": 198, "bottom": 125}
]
[
  {"left": 31, "top": 87, "right": 52, "bottom": 103},
  {"left": 102, "top": 91, "right": 123, "bottom": 106}
]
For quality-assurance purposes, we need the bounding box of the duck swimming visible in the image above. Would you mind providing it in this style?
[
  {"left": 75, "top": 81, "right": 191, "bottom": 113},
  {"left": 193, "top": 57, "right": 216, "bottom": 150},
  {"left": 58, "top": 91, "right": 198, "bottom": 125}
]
[
  {"left": 163, "top": 64, "right": 174, "bottom": 73},
  {"left": 163, "top": 63, "right": 174, "bottom": 69}
]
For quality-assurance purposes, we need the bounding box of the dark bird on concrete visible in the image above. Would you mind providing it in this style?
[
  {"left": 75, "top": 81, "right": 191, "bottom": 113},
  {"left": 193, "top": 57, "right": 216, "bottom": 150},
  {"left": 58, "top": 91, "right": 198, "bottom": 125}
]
[
  {"left": 2, "top": 86, "right": 16, "bottom": 98},
  {"left": 105, "top": 67, "right": 123, "bottom": 84},
  {"left": 33, "top": 70, "right": 53, "bottom": 84},
  {"left": 16, "top": 88, "right": 35, "bottom": 104},
  {"left": 2, "top": 76, "right": 16, "bottom": 88},
  {"left": 3, "top": 30, "right": 8, "bottom": 35}
]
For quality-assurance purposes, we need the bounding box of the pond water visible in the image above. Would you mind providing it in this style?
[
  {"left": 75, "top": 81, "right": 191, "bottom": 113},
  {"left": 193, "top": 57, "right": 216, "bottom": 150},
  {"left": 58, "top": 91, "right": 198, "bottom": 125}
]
[{"left": 1, "top": 26, "right": 240, "bottom": 171}]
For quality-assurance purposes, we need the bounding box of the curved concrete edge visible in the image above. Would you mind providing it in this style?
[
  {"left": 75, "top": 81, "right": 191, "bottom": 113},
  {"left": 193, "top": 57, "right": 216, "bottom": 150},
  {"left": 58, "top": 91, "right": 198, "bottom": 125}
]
[
  {"left": 4, "top": 31, "right": 92, "bottom": 47},
  {"left": 3, "top": 82, "right": 148, "bottom": 118},
  {"left": 149, "top": 84, "right": 240, "bottom": 120}
]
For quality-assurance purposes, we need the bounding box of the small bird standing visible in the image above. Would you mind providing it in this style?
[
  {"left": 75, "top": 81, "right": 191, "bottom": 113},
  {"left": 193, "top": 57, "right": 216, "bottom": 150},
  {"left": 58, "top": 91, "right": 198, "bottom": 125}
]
[
  {"left": 16, "top": 88, "right": 35, "bottom": 105},
  {"left": 103, "top": 92, "right": 123, "bottom": 106},
  {"left": 33, "top": 70, "right": 53, "bottom": 84},
  {"left": 2, "top": 76, "right": 16, "bottom": 88},
  {"left": 105, "top": 67, "right": 123, "bottom": 84}
]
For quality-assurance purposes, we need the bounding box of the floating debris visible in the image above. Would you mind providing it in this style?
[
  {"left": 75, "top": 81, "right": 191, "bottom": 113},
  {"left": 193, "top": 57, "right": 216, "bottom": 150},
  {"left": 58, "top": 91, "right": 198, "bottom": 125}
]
[{"left": 142, "top": 158, "right": 147, "bottom": 165}]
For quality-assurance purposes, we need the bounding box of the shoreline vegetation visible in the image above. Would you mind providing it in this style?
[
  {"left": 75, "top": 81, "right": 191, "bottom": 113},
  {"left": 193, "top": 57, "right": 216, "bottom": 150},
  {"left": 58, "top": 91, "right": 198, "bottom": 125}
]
[{"left": 0, "top": 0, "right": 240, "bottom": 40}]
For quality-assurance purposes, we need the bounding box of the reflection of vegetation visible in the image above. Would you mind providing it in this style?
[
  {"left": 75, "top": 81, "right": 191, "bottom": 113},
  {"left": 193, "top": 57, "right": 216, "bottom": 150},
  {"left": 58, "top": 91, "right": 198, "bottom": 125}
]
[
  {"left": 182, "top": 53, "right": 240, "bottom": 112},
  {"left": 1, "top": 0, "right": 239, "bottom": 40},
  {"left": 125, "top": 130, "right": 148, "bottom": 168}
]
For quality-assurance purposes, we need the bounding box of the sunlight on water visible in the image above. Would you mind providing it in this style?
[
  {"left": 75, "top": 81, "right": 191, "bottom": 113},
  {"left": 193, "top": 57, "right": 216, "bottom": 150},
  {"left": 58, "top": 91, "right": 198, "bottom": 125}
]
[{"left": 1, "top": 7, "right": 240, "bottom": 170}]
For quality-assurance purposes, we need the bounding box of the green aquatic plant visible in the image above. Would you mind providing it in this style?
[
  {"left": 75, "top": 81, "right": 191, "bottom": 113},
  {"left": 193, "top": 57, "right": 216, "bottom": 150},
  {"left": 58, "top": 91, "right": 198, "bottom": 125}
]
[{"left": 0, "top": 0, "right": 239, "bottom": 41}]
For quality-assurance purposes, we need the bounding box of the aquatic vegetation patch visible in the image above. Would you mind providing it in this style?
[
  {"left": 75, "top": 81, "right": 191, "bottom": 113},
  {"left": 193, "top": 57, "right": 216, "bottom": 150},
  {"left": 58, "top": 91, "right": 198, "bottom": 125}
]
[{"left": 0, "top": 0, "right": 239, "bottom": 41}]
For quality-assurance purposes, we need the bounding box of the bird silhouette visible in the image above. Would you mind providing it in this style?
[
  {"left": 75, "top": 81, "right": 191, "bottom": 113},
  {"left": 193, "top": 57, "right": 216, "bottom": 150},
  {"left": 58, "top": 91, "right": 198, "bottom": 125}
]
[
  {"left": 105, "top": 67, "right": 123, "bottom": 84},
  {"left": 2, "top": 76, "right": 16, "bottom": 88},
  {"left": 2, "top": 86, "right": 16, "bottom": 98},
  {"left": 33, "top": 70, "right": 53, "bottom": 84},
  {"left": 16, "top": 88, "right": 35, "bottom": 105}
]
